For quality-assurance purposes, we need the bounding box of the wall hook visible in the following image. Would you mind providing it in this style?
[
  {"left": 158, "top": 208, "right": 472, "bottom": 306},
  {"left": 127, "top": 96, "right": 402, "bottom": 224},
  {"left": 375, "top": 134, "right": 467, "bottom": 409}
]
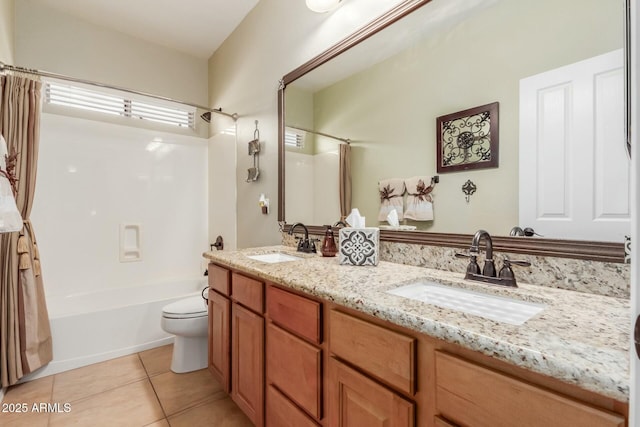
[
  {"left": 462, "top": 179, "right": 476, "bottom": 203},
  {"left": 247, "top": 120, "right": 260, "bottom": 182}
]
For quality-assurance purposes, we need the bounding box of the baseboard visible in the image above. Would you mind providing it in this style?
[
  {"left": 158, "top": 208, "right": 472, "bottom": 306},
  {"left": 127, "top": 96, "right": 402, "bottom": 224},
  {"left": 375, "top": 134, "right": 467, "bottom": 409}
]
[{"left": 19, "top": 336, "right": 174, "bottom": 383}]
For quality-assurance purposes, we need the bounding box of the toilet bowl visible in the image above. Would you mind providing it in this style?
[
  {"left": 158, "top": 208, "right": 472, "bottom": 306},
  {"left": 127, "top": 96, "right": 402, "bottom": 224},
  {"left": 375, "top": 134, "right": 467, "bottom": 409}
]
[{"left": 161, "top": 295, "right": 208, "bottom": 373}]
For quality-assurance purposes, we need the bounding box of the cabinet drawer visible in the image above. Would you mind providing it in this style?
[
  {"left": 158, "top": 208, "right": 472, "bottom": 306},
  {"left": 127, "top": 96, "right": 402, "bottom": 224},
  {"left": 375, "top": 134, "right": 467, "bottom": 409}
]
[
  {"left": 267, "top": 285, "right": 321, "bottom": 344},
  {"left": 208, "top": 263, "right": 230, "bottom": 295},
  {"left": 266, "top": 385, "right": 320, "bottom": 427},
  {"left": 329, "top": 310, "right": 416, "bottom": 395},
  {"left": 267, "top": 323, "right": 322, "bottom": 419},
  {"left": 231, "top": 272, "right": 264, "bottom": 313},
  {"left": 435, "top": 351, "right": 625, "bottom": 427}
]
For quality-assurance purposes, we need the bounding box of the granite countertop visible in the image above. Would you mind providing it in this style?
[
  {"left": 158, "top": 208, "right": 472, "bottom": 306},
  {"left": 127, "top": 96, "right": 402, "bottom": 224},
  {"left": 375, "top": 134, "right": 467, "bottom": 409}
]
[{"left": 203, "top": 245, "right": 630, "bottom": 402}]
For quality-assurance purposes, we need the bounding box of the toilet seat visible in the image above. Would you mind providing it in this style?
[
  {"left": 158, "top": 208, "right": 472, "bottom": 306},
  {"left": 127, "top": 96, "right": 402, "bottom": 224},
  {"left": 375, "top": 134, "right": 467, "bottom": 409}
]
[{"left": 162, "top": 296, "right": 207, "bottom": 319}]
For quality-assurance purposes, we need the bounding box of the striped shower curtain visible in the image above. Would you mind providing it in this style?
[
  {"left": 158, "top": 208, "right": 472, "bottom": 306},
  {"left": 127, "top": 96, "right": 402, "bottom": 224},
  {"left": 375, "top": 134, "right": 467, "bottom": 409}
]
[{"left": 0, "top": 74, "right": 52, "bottom": 387}]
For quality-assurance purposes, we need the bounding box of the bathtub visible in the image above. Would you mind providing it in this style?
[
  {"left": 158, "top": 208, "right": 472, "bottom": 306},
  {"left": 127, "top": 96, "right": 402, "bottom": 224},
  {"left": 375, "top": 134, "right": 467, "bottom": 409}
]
[{"left": 23, "top": 278, "right": 207, "bottom": 381}]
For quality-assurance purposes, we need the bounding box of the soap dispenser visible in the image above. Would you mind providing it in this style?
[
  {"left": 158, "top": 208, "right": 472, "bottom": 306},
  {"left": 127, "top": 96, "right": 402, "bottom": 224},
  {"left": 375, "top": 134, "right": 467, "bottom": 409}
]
[{"left": 321, "top": 225, "right": 338, "bottom": 257}]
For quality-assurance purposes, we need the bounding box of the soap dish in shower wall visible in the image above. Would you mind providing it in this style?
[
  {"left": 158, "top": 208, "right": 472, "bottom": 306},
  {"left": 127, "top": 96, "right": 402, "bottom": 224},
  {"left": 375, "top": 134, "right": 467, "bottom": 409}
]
[{"left": 120, "top": 223, "right": 142, "bottom": 262}]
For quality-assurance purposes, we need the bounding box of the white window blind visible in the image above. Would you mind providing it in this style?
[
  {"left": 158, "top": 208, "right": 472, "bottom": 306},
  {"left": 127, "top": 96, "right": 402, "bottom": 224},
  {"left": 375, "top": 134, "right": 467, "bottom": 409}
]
[
  {"left": 45, "top": 82, "right": 195, "bottom": 129},
  {"left": 284, "top": 129, "right": 305, "bottom": 148}
]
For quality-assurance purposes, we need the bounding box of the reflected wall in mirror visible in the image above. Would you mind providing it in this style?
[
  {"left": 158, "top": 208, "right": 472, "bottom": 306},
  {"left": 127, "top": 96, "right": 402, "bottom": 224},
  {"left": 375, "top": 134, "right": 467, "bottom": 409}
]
[{"left": 282, "top": 0, "right": 627, "bottom": 244}]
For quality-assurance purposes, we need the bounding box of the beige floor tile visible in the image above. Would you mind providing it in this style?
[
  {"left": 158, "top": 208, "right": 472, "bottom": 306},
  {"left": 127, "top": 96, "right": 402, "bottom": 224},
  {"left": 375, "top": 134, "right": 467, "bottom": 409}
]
[
  {"left": 168, "top": 397, "right": 253, "bottom": 427},
  {"left": 0, "top": 376, "right": 53, "bottom": 424},
  {"left": 150, "top": 368, "right": 223, "bottom": 416},
  {"left": 139, "top": 344, "right": 173, "bottom": 377},
  {"left": 0, "top": 411, "right": 49, "bottom": 427},
  {"left": 52, "top": 354, "right": 147, "bottom": 403},
  {"left": 144, "top": 419, "right": 170, "bottom": 427},
  {"left": 2, "top": 376, "right": 53, "bottom": 403},
  {"left": 49, "top": 379, "right": 164, "bottom": 427}
]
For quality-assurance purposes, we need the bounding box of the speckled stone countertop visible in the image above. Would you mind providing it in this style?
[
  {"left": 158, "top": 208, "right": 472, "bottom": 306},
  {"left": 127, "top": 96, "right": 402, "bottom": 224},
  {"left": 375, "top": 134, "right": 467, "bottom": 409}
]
[{"left": 203, "top": 246, "right": 630, "bottom": 402}]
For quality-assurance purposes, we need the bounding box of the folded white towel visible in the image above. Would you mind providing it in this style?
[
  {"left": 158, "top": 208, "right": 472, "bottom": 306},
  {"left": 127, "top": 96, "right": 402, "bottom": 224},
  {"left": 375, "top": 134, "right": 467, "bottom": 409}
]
[
  {"left": 0, "top": 135, "right": 23, "bottom": 233},
  {"left": 404, "top": 176, "right": 434, "bottom": 221},
  {"left": 378, "top": 178, "right": 405, "bottom": 222}
]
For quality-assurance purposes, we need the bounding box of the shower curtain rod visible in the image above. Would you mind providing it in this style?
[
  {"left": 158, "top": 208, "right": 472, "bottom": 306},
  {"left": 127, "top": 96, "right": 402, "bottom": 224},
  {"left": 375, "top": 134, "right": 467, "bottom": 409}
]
[
  {"left": 287, "top": 125, "right": 351, "bottom": 144},
  {"left": 0, "top": 61, "right": 238, "bottom": 121}
]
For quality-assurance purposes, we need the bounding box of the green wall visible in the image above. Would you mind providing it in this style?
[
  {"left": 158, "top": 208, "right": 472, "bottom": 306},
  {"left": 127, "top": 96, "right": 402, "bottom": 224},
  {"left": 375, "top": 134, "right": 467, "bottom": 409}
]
[{"left": 308, "top": 0, "right": 622, "bottom": 234}]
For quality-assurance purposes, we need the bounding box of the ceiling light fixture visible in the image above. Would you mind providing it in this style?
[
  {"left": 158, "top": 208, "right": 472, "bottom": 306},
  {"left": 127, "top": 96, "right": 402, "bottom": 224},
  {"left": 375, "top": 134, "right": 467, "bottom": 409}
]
[{"left": 306, "top": 0, "right": 343, "bottom": 13}]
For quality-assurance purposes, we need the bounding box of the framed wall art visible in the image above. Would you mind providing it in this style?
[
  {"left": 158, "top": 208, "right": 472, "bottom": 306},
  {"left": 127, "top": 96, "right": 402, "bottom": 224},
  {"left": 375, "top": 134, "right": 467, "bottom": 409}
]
[{"left": 436, "top": 102, "right": 499, "bottom": 173}]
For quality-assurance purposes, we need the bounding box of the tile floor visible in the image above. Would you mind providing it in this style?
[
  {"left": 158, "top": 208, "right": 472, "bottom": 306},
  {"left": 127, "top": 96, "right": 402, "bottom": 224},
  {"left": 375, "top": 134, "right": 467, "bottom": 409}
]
[{"left": 0, "top": 344, "right": 254, "bottom": 426}]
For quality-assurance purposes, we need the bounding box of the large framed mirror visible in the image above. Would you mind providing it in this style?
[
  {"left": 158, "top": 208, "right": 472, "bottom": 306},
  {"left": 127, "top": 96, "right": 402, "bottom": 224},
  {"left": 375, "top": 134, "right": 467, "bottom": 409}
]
[{"left": 278, "top": 0, "right": 628, "bottom": 263}]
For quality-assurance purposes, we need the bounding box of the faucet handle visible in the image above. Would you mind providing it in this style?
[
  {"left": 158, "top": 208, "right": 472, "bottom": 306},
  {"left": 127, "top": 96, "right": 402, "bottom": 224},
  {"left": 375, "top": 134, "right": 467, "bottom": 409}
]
[
  {"left": 454, "top": 252, "right": 469, "bottom": 259},
  {"left": 503, "top": 258, "right": 531, "bottom": 268},
  {"left": 455, "top": 252, "right": 480, "bottom": 275},
  {"left": 310, "top": 238, "right": 320, "bottom": 253},
  {"left": 499, "top": 258, "right": 531, "bottom": 280}
]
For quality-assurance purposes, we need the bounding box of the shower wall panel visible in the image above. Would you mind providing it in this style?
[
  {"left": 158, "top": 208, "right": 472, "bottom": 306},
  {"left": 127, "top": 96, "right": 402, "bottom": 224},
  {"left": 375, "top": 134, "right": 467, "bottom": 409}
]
[{"left": 31, "top": 113, "right": 208, "bottom": 298}]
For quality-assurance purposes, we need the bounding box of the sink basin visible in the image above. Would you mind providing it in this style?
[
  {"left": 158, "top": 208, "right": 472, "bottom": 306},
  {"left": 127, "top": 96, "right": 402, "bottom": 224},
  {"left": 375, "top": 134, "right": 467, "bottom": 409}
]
[
  {"left": 386, "top": 281, "right": 545, "bottom": 326},
  {"left": 246, "top": 252, "right": 303, "bottom": 263}
]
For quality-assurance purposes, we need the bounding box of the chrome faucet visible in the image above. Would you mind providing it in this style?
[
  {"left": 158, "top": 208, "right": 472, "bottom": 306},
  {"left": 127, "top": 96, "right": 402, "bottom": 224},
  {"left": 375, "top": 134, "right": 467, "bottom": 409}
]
[
  {"left": 456, "top": 229, "right": 531, "bottom": 287},
  {"left": 288, "top": 222, "right": 317, "bottom": 253}
]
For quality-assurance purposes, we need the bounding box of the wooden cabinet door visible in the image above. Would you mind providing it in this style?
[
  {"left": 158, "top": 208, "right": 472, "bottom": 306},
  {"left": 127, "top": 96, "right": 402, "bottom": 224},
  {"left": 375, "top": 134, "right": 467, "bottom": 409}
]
[
  {"left": 328, "top": 358, "right": 414, "bottom": 427},
  {"left": 266, "top": 323, "right": 322, "bottom": 419},
  {"left": 208, "top": 290, "right": 230, "bottom": 393},
  {"left": 232, "top": 302, "right": 265, "bottom": 427},
  {"left": 266, "top": 385, "right": 320, "bottom": 427}
]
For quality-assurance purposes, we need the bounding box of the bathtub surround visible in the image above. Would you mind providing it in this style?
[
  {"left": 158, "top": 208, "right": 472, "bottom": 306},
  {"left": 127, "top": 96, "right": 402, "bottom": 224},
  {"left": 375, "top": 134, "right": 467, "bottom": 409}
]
[
  {"left": 30, "top": 113, "right": 208, "bottom": 299},
  {"left": 16, "top": 102, "right": 208, "bottom": 380},
  {"left": 0, "top": 73, "right": 53, "bottom": 387}
]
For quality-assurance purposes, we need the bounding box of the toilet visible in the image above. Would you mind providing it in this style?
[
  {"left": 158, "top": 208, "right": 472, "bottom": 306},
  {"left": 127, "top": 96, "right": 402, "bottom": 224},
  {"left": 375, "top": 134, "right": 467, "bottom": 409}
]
[{"left": 161, "top": 295, "right": 208, "bottom": 373}]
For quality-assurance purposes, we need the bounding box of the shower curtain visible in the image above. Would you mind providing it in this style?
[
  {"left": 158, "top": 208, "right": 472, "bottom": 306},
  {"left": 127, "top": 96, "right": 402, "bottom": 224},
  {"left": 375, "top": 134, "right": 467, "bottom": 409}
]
[
  {"left": 0, "top": 74, "right": 52, "bottom": 387},
  {"left": 339, "top": 144, "right": 352, "bottom": 221}
]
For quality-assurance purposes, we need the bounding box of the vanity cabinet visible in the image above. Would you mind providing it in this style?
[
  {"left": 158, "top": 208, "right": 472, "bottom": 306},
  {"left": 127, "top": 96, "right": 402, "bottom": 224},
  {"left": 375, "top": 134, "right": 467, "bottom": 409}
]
[
  {"left": 207, "top": 263, "right": 265, "bottom": 427},
  {"left": 208, "top": 259, "right": 628, "bottom": 427}
]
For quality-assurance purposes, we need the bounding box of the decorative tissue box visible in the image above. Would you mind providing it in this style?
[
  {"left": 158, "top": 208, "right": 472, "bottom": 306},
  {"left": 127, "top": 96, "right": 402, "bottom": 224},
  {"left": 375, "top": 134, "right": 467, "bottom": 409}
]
[{"left": 339, "top": 227, "right": 380, "bottom": 266}]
